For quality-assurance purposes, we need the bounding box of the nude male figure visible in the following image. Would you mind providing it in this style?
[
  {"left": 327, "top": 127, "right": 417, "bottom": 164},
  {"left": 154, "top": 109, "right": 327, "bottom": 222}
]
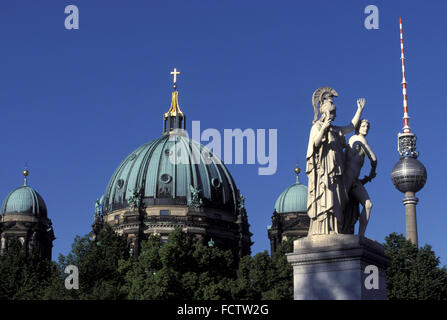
[{"left": 344, "top": 119, "right": 377, "bottom": 237}]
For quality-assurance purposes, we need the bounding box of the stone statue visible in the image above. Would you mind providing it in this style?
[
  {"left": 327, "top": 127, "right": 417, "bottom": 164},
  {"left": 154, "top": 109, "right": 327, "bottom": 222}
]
[
  {"left": 272, "top": 209, "right": 280, "bottom": 229},
  {"left": 342, "top": 119, "right": 377, "bottom": 236},
  {"left": 95, "top": 198, "right": 101, "bottom": 217},
  {"left": 306, "top": 87, "right": 365, "bottom": 235},
  {"left": 237, "top": 194, "right": 246, "bottom": 216},
  {"left": 127, "top": 189, "right": 142, "bottom": 210},
  {"left": 188, "top": 185, "right": 203, "bottom": 208},
  {"left": 0, "top": 235, "right": 6, "bottom": 252},
  {"left": 238, "top": 194, "right": 245, "bottom": 210}
]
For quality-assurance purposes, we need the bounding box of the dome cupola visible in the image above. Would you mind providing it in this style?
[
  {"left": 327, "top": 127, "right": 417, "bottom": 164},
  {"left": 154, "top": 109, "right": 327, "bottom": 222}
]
[
  {"left": 1, "top": 169, "right": 47, "bottom": 217},
  {"left": 268, "top": 166, "right": 309, "bottom": 254},
  {"left": 274, "top": 166, "right": 308, "bottom": 214},
  {"left": 0, "top": 168, "right": 54, "bottom": 260}
]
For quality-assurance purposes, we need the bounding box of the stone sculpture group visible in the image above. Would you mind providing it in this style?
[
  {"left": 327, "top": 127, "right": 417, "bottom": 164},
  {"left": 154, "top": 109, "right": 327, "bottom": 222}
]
[{"left": 306, "top": 87, "right": 377, "bottom": 237}]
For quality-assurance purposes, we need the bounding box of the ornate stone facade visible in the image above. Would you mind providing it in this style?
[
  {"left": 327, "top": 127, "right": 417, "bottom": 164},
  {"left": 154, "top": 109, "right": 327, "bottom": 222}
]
[{"left": 268, "top": 209, "right": 309, "bottom": 254}]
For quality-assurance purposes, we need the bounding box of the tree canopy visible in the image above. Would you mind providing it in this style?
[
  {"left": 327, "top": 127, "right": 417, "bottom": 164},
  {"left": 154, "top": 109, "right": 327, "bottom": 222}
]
[
  {"left": 120, "top": 228, "right": 237, "bottom": 300},
  {"left": 57, "top": 224, "right": 129, "bottom": 299},
  {"left": 0, "top": 240, "right": 59, "bottom": 300},
  {"left": 384, "top": 232, "right": 447, "bottom": 300},
  {"left": 2, "top": 230, "right": 446, "bottom": 300}
]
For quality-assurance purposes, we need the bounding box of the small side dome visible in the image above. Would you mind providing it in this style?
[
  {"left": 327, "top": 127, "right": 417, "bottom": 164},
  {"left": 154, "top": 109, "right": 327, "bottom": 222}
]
[
  {"left": 274, "top": 167, "right": 308, "bottom": 213},
  {"left": 1, "top": 186, "right": 47, "bottom": 217},
  {"left": 1, "top": 170, "right": 48, "bottom": 217}
]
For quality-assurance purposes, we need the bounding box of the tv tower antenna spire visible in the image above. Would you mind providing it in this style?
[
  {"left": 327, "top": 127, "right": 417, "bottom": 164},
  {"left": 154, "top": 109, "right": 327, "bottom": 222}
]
[{"left": 400, "top": 17, "right": 411, "bottom": 133}]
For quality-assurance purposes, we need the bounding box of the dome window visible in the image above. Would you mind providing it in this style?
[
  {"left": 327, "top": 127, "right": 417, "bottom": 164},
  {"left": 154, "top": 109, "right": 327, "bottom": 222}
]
[
  {"left": 160, "top": 174, "right": 172, "bottom": 184},
  {"left": 211, "top": 178, "right": 221, "bottom": 188}
]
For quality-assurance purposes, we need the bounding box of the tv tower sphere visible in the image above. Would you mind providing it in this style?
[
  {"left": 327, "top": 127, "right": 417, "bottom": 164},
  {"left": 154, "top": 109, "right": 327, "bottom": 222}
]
[{"left": 391, "top": 151, "right": 427, "bottom": 193}]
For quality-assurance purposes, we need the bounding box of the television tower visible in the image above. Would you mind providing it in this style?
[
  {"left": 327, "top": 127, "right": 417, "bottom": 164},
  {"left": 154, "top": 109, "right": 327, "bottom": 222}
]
[{"left": 391, "top": 18, "right": 427, "bottom": 247}]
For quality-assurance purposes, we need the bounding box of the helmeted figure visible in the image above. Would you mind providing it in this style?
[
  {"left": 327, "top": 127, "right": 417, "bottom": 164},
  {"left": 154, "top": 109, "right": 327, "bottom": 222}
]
[{"left": 306, "top": 87, "right": 365, "bottom": 235}]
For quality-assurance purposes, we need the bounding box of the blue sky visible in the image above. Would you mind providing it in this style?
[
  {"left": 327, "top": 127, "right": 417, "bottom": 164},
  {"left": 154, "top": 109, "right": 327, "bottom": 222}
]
[{"left": 1, "top": 0, "right": 446, "bottom": 264}]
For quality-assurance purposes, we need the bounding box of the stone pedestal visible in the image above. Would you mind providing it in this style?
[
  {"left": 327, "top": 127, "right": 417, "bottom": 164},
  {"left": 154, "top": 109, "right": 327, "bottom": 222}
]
[{"left": 286, "top": 234, "right": 390, "bottom": 300}]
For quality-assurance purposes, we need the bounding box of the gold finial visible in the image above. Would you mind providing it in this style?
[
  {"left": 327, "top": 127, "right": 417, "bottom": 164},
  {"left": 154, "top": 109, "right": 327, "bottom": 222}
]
[
  {"left": 164, "top": 68, "right": 184, "bottom": 119},
  {"left": 294, "top": 165, "right": 300, "bottom": 184},
  {"left": 164, "top": 90, "right": 184, "bottom": 119},
  {"left": 23, "top": 167, "right": 29, "bottom": 186},
  {"left": 170, "top": 68, "right": 180, "bottom": 89}
]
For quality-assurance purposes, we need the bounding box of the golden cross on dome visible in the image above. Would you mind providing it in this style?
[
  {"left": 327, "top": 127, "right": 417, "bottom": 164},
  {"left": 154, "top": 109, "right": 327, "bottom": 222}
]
[{"left": 170, "top": 68, "right": 180, "bottom": 84}]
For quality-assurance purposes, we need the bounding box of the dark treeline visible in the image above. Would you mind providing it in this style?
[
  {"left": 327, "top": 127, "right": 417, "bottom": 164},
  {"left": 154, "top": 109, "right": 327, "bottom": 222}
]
[
  {"left": 0, "top": 227, "right": 446, "bottom": 300},
  {"left": 0, "top": 226, "right": 294, "bottom": 300}
]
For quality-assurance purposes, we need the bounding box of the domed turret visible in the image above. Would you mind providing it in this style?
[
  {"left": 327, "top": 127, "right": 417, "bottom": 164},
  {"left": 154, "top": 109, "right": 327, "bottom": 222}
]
[
  {"left": 268, "top": 166, "right": 309, "bottom": 253},
  {"left": 1, "top": 186, "right": 48, "bottom": 217},
  {"left": 1, "top": 169, "right": 47, "bottom": 217},
  {"left": 0, "top": 169, "right": 54, "bottom": 259},
  {"left": 274, "top": 167, "right": 308, "bottom": 214}
]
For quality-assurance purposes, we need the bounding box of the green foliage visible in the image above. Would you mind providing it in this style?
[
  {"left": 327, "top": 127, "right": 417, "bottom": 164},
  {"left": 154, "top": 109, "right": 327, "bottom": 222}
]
[
  {"left": 232, "top": 239, "right": 293, "bottom": 300},
  {"left": 384, "top": 233, "right": 447, "bottom": 300},
  {"left": 120, "top": 228, "right": 237, "bottom": 300},
  {"left": 0, "top": 227, "right": 296, "bottom": 300},
  {"left": 0, "top": 240, "right": 59, "bottom": 300},
  {"left": 57, "top": 224, "right": 130, "bottom": 299},
  {"left": 265, "top": 238, "right": 294, "bottom": 299}
]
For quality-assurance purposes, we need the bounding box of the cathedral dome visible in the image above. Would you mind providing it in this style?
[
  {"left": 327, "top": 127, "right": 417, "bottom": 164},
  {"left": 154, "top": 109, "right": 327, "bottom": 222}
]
[
  {"left": 103, "top": 74, "right": 241, "bottom": 215},
  {"left": 274, "top": 168, "right": 307, "bottom": 214},
  {"left": 94, "top": 70, "right": 252, "bottom": 259},
  {"left": 1, "top": 185, "right": 48, "bottom": 217},
  {"left": 102, "top": 133, "right": 239, "bottom": 214}
]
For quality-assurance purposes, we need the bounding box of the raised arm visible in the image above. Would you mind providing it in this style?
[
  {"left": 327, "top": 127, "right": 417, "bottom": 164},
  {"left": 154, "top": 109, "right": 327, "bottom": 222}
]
[
  {"left": 341, "top": 98, "right": 366, "bottom": 134},
  {"left": 352, "top": 98, "right": 366, "bottom": 129}
]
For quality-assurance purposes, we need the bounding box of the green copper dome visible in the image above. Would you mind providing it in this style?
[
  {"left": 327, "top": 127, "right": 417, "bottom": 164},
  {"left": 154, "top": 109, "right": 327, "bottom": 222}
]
[
  {"left": 102, "top": 133, "right": 239, "bottom": 214},
  {"left": 274, "top": 177, "right": 308, "bottom": 214},
  {"left": 1, "top": 185, "right": 48, "bottom": 217}
]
